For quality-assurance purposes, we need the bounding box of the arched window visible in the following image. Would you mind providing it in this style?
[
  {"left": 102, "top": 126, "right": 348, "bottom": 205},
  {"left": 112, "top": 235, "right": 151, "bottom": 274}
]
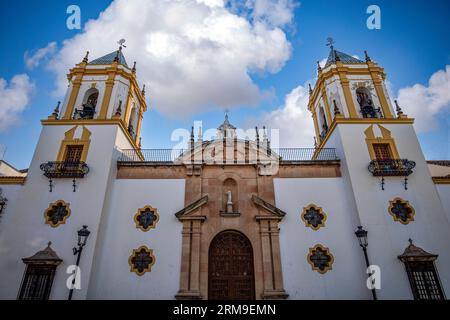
[
  {"left": 128, "top": 104, "right": 137, "bottom": 138},
  {"left": 356, "top": 87, "right": 381, "bottom": 118},
  {"left": 318, "top": 106, "right": 328, "bottom": 140},
  {"left": 74, "top": 88, "right": 99, "bottom": 119}
]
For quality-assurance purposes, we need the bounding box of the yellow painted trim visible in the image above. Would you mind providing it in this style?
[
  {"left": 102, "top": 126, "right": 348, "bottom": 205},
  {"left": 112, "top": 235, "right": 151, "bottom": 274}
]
[
  {"left": 313, "top": 117, "right": 414, "bottom": 157},
  {"left": 368, "top": 62, "right": 393, "bottom": 118},
  {"left": 338, "top": 72, "right": 358, "bottom": 118},
  {"left": 135, "top": 110, "right": 143, "bottom": 146},
  {"left": 63, "top": 75, "right": 83, "bottom": 119},
  {"left": 98, "top": 73, "right": 116, "bottom": 119},
  {"left": 41, "top": 119, "right": 144, "bottom": 160},
  {"left": 301, "top": 204, "right": 327, "bottom": 231},
  {"left": 320, "top": 86, "right": 333, "bottom": 125},
  {"left": 364, "top": 125, "right": 400, "bottom": 160},
  {"left": 44, "top": 200, "right": 71, "bottom": 228},
  {"left": 67, "top": 66, "right": 147, "bottom": 112},
  {"left": 133, "top": 205, "right": 160, "bottom": 232},
  {"left": 0, "top": 177, "right": 26, "bottom": 185},
  {"left": 388, "top": 197, "right": 415, "bottom": 225},
  {"left": 309, "top": 63, "right": 387, "bottom": 112},
  {"left": 56, "top": 126, "right": 91, "bottom": 162},
  {"left": 124, "top": 87, "right": 134, "bottom": 125},
  {"left": 307, "top": 244, "right": 334, "bottom": 274},
  {"left": 312, "top": 111, "right": 321, "bottom": 143},
  {"left": 128, "top": 246, "right": 156, "bottom": 276},
  {"left": 432, "top": 177, "right": 450, "bottom": 184}
]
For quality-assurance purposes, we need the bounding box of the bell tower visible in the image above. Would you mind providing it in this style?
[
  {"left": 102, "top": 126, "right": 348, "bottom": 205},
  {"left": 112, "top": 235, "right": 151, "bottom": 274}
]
[
  {"left": 308, "top": 41, "right": 449, "bottom": 299},
  {"left": 308, "top": 40, "right": 404, "bottom": 148},
  {"left": 53, "top": 45, "right": 147, "bottom": 149}
]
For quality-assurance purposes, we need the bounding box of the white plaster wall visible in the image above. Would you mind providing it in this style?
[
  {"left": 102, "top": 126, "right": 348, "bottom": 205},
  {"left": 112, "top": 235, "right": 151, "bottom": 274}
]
[
  {"left": 275, "top": 176, "right": 370, "bottom": 300},
  {"left": 87, "top": 179, "right": 184, "bottom": 299},
  {"left": 436, "top": 184, "right": 450, "bottom": 222},
  {"left": 332, "top": 123, "right": 450, "bottom": 299},
  {"left": 0, "top": 124, "right": 124, "bottom": 300}
]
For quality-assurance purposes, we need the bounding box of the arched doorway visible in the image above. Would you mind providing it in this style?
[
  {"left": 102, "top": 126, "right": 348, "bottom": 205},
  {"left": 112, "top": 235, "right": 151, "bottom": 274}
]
[{"left": 208, "top": 230, "right": 255, "bottom": 300}]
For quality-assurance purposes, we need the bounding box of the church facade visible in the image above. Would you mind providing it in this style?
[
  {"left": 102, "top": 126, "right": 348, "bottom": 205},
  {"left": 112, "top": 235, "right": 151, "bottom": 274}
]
[{"left": 0, "top": 46, "right": 450, "bottom": 300}]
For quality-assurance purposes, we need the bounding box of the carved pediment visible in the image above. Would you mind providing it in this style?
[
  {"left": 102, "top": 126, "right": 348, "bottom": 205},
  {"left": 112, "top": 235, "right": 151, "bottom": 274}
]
[
  {"left": 252, "top": 195, "right": 286, "bottom": 220},
  {"left": 174, "top": 195, "right": 208, "bottom": 221}
]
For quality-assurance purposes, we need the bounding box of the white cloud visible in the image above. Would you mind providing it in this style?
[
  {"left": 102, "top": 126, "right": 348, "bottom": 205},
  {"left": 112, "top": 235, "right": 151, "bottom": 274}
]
[
  {"left": 48, "top": 0, "right": 293, "bottom": 117},
  {"left": 24, "top": 42, "right": 57, "bottom": 69},
  {"left": 0, "top": 74, "right": 35, "bottom": 132},
  {"left": 397, "top": 65, "right": 450, "bottom": 133},
  {"left": 254, "top": 83, "right": 314, "bottom": 147}
]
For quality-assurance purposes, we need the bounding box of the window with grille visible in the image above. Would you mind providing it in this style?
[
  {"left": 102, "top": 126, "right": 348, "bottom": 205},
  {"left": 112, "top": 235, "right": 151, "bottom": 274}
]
[
  {"left": 404, "top": 261, "right": 445, "bottom": 300},
  {"left": 18, "top": 265, "right": 57, "bottom": 300},
  {"left": 64, "top": 145, "right": 83, "bottom": 163},
  {"left": 373, "top": 143, "right": 392, "bottom": 160}
]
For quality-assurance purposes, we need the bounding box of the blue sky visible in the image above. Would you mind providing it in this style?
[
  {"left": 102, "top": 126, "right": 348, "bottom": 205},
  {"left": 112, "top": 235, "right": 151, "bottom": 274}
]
[{"left": 0, "top": 0, "right": 449, "bottom": 169}]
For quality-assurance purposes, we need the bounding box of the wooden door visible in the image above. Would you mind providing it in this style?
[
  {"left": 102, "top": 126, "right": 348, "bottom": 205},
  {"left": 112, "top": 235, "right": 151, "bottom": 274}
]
[{"left": 208, "top": 230, "right": 255, "bottom": 300}]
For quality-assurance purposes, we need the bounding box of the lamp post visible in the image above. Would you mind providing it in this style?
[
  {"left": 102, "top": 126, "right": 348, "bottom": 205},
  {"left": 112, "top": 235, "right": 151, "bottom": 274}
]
[
  {"left": 355, "top": 226, "right": 377, "bottom": 300},
  {"left": 0, "top": 188, "right": 7, "bottom": 215},
  {"left": 68, "top": 225, "right": 90, "bottom": 300}
]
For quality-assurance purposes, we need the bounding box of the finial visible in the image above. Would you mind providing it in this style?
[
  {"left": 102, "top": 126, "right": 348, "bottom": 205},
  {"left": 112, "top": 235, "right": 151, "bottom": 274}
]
[
  {"left": 395, "top": 100, "right": 404, "bottom": 117},
  {"left": 309, "top": 83, "right": 313, "bottom": 95},
  {"left": 333, "top": 100, "right": 341, "bottom": 116},
  {"left": 191, "top": 126, "right": 194, "bottom": 140},
  {"left": 82, "top": 51, "right": 89, "bottom": 63},
  {"left": 334, "top": 50, "right": 340, "bottom": 62},
  {"left": 141, "top": 84, "right": 146, "bottom": 96},
  {"left": 47, "top": 241, "right": 52, "bottom": 247},
  {"left": 317, "top": 61, "right": 322, "bottom": 72},
  {"left": 132, "top": 61, "right": 136, "bottom": 73},
  {"left": 115, "top": 100, "right": 122, "bottom": 116},
  {"left": 408, "top": 238, "right": 413, "bottom": 245},
  {"left": 114, "top": 44, "right": 124, "bottom": 63},
  {"left": 364, "top": 50, "right": 371, "bottom": 62},
  {"left": 52, "top": 101, "right": 61, "bottom": 118},
  {"left": 255, "top": 126, "right": 259, "bottom": 140}
]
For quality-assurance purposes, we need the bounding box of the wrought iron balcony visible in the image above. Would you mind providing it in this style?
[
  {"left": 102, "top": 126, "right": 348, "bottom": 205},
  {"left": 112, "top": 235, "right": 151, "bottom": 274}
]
[
  {"left": 40, "top": 161, "right": 90, "bottom": 178},
  {"left": 368, "top": 159, "right": 416, "bottom": 190},
  {"left": 368, "top": 159, "right": 416, "bottom": 177},
  {"left": 40, "top": 161, "right": 90, "bottom": 192}
]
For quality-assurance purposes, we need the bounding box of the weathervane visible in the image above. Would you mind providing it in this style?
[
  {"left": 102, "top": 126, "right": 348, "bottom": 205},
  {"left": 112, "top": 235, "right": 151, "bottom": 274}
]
[
  {"left": 117, "top": 38, "right": 127, "bottom": 49},
  {"left": 114, "top": 39, "right": 127, "bottom": 63},
  {"left": 326, "top": 37, "right": 335, "bottom": 49}
]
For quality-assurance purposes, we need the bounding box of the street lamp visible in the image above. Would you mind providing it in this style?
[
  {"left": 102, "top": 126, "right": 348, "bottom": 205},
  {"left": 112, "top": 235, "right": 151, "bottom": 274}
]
[
  {"left": 355, "top": 226, "right": 377, "bottom": 300},
  {"left": 68, "top": 225, "right": 90, "bottom": 300},
  {"left": 0, "top": 188, "right": 7, "bottom": 215}
]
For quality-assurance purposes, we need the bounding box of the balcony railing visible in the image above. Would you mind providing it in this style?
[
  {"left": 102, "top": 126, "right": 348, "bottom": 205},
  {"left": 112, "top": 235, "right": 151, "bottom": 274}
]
[
  {"left": 118, "top": 148, "right": 338, "bottom": 163},
  {"left": 40, "top": 161, "right": 90, "bottom": 178},
  {"left": 368, "top": 159, "right": 416, "bottom": 190},
  {"left": 368, "top": 159, "right": 416, "bottom": 177},
  {"left": 40, "top": 161, "right": 90, "bottom": 192}
]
